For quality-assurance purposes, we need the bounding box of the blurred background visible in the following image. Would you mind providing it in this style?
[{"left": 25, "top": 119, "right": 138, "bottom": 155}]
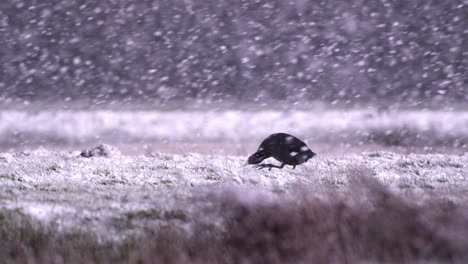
[{"left": 0, "top": 0, "right": 467, "bottom": 154}]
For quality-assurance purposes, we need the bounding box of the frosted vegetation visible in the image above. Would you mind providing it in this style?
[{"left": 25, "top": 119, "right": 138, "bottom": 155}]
[
  {"left": 1, "top": 148, "right": 468, "bottom": 262},
  {"left": 1, "top": 148, "right": 467, "bottom": 237}
]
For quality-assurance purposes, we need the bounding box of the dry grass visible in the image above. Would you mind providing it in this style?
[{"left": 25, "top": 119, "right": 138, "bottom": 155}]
[{"left": 1, "top": 173, "right": 468, "bottom": 264}]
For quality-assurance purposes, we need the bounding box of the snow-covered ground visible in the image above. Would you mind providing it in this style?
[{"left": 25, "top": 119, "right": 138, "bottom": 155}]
[
  {"left": 1, "top": 110, "right": 467, "bottom": 153},
  {"left": 1, "top": 148, "right": 467, "bottom": 240},
  {"left": 1, "top": 109, "right": 467, "bottom": 242}
]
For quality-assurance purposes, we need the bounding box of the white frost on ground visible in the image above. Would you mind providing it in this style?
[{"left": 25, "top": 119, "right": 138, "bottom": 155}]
[
  {"left": 0, "top": 148, "right": 467, "bottom": 240},
  {"left": 1, "top": 110, "right": 467, "bottom": 148}
]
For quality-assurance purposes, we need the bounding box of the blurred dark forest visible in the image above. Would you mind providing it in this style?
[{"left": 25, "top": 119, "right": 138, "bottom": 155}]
[{"left": 0, "top": 0, "right": 466, "bottom": 105}]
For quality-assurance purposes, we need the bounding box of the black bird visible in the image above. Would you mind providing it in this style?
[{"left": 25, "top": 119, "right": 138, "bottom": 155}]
[{"left": 248, "top": 133, "right": 316, "bottom": 170}]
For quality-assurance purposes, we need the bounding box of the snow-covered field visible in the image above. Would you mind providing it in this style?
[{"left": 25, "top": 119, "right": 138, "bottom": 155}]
[
  {"left": 1, "top": 110, "right": 467, "bottom": 154},
  {"left": 1, "top": 147, "right": 467, "bottom": 241},
  {"left": 1, "top": 109, "right": 468, "bottom": 262}
]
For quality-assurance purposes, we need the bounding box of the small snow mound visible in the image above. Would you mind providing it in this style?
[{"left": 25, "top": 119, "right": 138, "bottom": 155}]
[{"left": 79, "top": 144, "right": 121, "bottom": 158}]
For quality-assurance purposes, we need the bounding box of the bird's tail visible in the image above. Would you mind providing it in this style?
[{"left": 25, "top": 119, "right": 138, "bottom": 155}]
[{"left": 247, "top": 150, "right": 269, "bottom": 164}]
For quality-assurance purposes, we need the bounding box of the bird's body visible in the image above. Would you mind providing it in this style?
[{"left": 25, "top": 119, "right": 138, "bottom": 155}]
[{"left": 248, "top": 133, "right": 316, "bottom": 170}]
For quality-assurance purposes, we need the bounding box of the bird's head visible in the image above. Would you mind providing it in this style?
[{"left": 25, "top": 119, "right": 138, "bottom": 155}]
[
  {"left": 248, "top": 152, "right": 264, "bottom": 164},
  {"left": 296, "top": 147, "right": 316, "bottom": 164},
  {"left": 247, "top": 148, "right": 269, "bottom": 164}
]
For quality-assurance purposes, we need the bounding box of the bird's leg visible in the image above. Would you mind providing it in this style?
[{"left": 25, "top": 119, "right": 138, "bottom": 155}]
[
  {"left": 254, "top": 163, "right": 285, "bottom": 170},
  {"left": 253, "top": 164, "right": 270, "bottom": 170},
  {"left": 292, "top": 165, "right": 296, "bottom": 169},
  {"left": 277, "top": 163, "right": 285, "bottom": 170}
]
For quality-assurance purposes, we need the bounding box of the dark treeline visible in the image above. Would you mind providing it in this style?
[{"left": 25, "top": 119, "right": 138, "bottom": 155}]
[{"left": 0, "top": 0, "right": 466, "bottom": 104}]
